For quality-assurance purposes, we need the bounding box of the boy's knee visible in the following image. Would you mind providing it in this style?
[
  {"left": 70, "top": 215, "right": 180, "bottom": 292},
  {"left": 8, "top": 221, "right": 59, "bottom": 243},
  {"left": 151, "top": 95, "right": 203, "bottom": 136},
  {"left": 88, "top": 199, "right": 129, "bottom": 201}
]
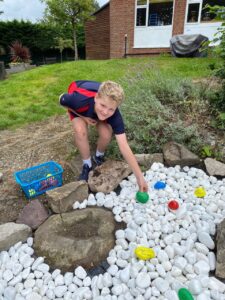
[{"left": 72, "top": 119, "right": 88, "bottom": 138}]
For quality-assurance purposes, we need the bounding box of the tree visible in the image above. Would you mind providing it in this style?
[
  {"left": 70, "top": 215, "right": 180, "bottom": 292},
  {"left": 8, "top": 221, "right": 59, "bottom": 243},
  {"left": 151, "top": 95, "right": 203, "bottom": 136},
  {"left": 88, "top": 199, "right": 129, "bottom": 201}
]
[
  {"left": 54, "top": 37, "right": 73, "bottom": 63},
  {"left": 0, "top": 0, "right": 3, "bottom": 15},
  {"left": 41, "top": 0, "right": 98, "bottom": 60}
]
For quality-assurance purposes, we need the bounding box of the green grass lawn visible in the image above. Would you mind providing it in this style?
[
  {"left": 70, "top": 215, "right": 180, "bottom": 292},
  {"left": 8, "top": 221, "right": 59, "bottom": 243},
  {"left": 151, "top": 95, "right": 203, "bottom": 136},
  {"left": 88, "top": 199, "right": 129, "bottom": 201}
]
[{"left": 0, "top": 56, "right": 218, "bottom": 130}]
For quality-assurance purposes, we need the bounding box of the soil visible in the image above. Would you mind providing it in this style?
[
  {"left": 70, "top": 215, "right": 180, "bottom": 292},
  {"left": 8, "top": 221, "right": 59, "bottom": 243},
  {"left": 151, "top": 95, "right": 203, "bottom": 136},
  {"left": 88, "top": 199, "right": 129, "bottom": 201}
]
[{"left": 0, "top": 115, "right": 82, "bottom": 224}]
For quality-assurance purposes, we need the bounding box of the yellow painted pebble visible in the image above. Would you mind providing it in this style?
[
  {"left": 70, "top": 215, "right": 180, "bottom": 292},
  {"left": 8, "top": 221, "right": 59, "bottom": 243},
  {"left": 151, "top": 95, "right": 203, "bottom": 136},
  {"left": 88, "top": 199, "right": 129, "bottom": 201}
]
[
  {"left": 135, "top": 246, "right": 155, "bottom": 260},
  {"left": 46, "top": 173, "right": 52, "bottom": 177},
  {"left": 194, "top": 187, "right": 206, "bottom": 198}
]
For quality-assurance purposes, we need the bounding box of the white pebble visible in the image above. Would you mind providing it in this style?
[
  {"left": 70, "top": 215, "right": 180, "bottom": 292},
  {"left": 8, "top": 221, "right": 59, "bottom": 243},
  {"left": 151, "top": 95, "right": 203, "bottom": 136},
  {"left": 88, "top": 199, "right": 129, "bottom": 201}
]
[
  {"left": 188, "top": 279, "right": 203, "bottom": 295},
  {"left": 37, "top": 263, "right": 49, "bottom": 273},
  {"left": 64, "top": 272, "right": 73, "bottom": 286},
  {"left": 152, "top": 277, "right": 169, "bottom": 293},
  {"left": 208, "top": 277, "right": 225, "bottom": 293},
  {"left": 198, "top": 231, "right": 215, "bottom": 250},
  {"left": 31, "top": 257, "right": 44, "bottom": 270},
  {"left": 54, "top": 285, "right": 67, "bottom": 297},
  {"left": 3, "top": 270, "right": 13, "bottom": 282},
  {"left": 208, "top": 252, "right": 216, "bottom": 271},
  {"left": 194, "top": 260, "right": 210, "bottom": 275},
  {"left": 55, "top": 274, "right": 64, "bottom": 286},
  {"left": 4, "top": 286, "right": 16, "bottom": 300},
  {"left": 136, "top": 272, "right": 151, "bottom": 289}
]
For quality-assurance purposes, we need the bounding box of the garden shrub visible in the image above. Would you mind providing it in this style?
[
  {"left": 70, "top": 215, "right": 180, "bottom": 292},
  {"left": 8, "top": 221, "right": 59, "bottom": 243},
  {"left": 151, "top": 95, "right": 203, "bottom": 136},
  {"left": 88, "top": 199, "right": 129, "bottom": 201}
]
[
  {"left": 9, "top": 40, "right": 31, "bottom": 63},
  {"left": 206, "top": 5, "right": 225, "bottom": 128},
  {"left": 105, "top": 68, "right": 212, "bottom": 158}
]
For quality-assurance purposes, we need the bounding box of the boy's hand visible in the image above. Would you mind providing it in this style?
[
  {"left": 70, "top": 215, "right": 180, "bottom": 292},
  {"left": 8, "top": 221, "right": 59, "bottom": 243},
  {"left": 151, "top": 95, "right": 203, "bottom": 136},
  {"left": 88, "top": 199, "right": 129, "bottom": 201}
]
[{"left": 137, "top": 177, "right": 148, "bottom": 192}]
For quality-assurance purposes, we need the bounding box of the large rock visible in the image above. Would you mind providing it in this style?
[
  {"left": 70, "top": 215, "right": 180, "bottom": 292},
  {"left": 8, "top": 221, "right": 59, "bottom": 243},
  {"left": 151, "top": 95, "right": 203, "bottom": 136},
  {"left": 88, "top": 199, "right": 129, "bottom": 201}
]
[
  {"left": 88, "top": 160, "right": 132, "bottom": 193},
  {"left": 216, "top": 218, "right": 225, "bottom": 278},
  {"left": 163, "top": 142, "right": 200, "bottom": 167},
  {"left": 16, "top": 199, "right": 49, "bottom": 230},
  {"left": 205, "top": 158, "right": 225, "bottom": 177},
  {"left": 34, "top": 208, "right": 116, "bottom": 272},
  {"left": 46, "top": 181, "right": 88, "bottom": 213},
  {"left": 0, "top": 222, "right": 32, "bottom": 251},
  {"left": 134, "top": 153, "right": 163, "bottom": 168}
]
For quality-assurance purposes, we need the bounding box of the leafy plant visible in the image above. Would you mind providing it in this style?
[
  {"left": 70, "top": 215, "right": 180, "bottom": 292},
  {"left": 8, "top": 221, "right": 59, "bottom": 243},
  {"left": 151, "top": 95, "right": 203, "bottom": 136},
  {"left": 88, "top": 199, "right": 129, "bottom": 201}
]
[
  {"left": 206, "top": 5, "right": 225, "bottom": 128},
  {"left": 201, "top": 145, "right": 213, "bottom": 158},
  {"left": 201, "top": 144, "right": 223, "bottom": 161},
  {"left": 9, "top": 40, "right": 31, "bottom": 63}
]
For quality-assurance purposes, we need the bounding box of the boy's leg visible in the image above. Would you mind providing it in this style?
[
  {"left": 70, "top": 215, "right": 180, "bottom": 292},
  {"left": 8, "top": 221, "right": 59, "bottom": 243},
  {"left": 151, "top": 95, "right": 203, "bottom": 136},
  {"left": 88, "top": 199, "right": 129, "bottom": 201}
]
[
  {"left": 72, "top": 117, "right": 90, "bottom": 159},
  {"left": 72, "top": 117, "right": 92, "bottom": 180},
  {"left": 94, "top": 121, "right": 112, "bottom": 165}
]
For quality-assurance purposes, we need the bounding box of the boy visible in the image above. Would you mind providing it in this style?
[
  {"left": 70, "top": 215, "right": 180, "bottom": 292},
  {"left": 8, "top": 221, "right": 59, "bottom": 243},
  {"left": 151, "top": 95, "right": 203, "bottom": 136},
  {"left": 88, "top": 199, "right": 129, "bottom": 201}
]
[{"left": 59, "top": 80, "right": 148, "bottom": 192}]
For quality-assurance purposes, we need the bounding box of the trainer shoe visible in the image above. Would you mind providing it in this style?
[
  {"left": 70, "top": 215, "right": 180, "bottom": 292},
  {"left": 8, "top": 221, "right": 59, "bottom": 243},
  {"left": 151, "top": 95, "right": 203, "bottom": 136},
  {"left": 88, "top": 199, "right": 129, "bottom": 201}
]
[
  {"left": 92, "top": 154, "right": 105, "bottom": 166},
  {"left": 78, "top": 164, "right": 92, "bottom": 181}
]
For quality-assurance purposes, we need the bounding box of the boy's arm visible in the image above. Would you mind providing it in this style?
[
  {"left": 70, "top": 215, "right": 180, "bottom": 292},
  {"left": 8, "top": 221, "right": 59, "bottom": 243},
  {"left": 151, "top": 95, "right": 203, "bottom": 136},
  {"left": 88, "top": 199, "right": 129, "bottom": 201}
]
[{"left": 115, "top": 133, "right": 148, "bottom": 192}]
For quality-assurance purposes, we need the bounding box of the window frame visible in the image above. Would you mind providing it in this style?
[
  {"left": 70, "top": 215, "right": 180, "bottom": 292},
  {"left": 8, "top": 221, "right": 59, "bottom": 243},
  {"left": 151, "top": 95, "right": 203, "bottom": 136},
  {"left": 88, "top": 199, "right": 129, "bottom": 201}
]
[
  {"left": 135, "top": 0, "right": 148, "bottom": 27},
  {"left": 135, "top": 0, "right": 174, "bottom": 28},
  {"left": 185, "top": 0, "right": 225, "bottom": 24},
  {"left": 185, "top": 0, "right": 203, "bottom": 24}
]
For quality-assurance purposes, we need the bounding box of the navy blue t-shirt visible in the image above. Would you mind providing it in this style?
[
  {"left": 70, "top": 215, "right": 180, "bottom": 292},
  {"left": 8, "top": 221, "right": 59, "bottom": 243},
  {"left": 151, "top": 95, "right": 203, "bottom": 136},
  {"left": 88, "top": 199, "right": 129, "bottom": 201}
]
[{"left": 60, "top": 80, "right": 125, "bottom": 135}]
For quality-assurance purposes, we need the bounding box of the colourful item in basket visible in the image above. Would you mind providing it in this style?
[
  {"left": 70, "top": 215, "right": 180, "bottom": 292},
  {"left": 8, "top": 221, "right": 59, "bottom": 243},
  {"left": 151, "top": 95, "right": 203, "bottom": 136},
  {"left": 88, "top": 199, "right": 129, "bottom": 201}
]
[
  {"left": 39, "top": 178, "right": 58, "bottom": 191},
  {"left": 178, "top": 288, "right": 194, "bottom": 300},
  {"left": 194, "top": 187, "right": 206, "bottom": 198},
  {"left": 135, "top": 246, "right": 156, "bottom": 260},
  {"left": 154, "top": 181, "right": 166, "bottom": 190},
  {"left": 168, "top": 200, "right": 179, "bottom": 211},
  {"left": 28, "top": 189, "right": 36, "bottom": 197},
  {"left": 136, "top": 191, "right": 149, "bottom": 203}
]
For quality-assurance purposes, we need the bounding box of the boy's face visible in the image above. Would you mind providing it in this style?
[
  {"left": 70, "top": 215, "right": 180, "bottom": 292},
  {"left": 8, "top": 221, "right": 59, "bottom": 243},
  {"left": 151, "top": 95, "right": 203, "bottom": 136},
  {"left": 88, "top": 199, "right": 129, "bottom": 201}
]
[{"left": 94, "top": 94, "right": 118, "bottom": 121}]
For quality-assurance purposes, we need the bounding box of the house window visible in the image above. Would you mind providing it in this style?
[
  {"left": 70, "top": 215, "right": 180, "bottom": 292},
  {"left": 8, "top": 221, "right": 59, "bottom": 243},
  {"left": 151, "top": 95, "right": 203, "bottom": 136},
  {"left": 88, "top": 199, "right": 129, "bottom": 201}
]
[
  {"left": 136, "top": 0, "right": 174, "bottom": 27},
  {"left": 148, "top": 0, "right": 174, "bottom": 26},
  {"left": 187, "top": 3, "right": 200, "bottom": 23},
  {"left": 136, "top": 0, "right": 147, "bottom": 26},
  {"left": 186, "top": 0, "right": 225, "bottom": 24},
  {"left": 201, "top": 0, "right": 225, "bottom": 22},
  {"left": 136, "top": 8, "right": 147, "bottom": 25}
]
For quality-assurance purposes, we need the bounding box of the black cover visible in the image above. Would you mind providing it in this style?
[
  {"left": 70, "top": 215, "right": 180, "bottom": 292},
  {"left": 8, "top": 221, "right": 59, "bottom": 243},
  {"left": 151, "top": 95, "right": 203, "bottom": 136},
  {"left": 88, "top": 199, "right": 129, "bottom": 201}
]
[{"left": 170, "top": 34, "right": 208, "bottom": 57}]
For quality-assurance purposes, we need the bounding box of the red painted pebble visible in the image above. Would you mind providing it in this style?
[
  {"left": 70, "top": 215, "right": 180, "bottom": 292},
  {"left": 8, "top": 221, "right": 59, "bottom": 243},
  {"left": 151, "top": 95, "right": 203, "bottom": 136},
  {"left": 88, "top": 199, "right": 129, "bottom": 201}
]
[{"left": 168, "top": 200, "right": 179, "bottom": 210}]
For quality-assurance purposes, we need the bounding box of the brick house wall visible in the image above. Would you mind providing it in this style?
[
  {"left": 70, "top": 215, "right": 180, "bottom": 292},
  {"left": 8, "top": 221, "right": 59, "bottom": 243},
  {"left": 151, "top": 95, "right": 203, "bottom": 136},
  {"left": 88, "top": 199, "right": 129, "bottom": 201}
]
[
  {"left": 172, "top": 0, "right": 187, "bottom": 36},
  {"left": 110, "top": 0, "right": 134, "bottom": 58},
  {"left": 85, "top": 4, "right": 110, "bottom": 60},
  {"left": 85, "top": 0, "right": 187, "bottom": 59}
]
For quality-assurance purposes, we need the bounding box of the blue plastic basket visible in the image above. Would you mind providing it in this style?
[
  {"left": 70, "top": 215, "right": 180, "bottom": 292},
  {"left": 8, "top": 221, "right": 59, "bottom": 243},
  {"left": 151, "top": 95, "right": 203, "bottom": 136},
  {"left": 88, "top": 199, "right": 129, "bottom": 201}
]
[{"left": 14, "top": 161, "right": 63, "bottom": 198}]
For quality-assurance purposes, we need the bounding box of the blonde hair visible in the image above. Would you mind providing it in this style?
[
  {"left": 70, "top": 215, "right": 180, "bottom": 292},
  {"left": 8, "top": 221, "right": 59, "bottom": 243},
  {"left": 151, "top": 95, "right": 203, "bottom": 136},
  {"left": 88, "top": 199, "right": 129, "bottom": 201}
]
[{"left": 98, "top": 81, "right": 124, "bottom": 105}]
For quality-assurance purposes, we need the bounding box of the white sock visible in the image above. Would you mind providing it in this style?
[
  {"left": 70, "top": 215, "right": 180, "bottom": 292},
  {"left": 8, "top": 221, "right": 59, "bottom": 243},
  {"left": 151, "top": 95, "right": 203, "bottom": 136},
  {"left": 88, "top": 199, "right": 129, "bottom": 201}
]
[
  {"left": 96, "top": 150, "right": 105, "bottom": 157},
  {"left": 83, "top": 158, "right": 92, "bottom": 168}
]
